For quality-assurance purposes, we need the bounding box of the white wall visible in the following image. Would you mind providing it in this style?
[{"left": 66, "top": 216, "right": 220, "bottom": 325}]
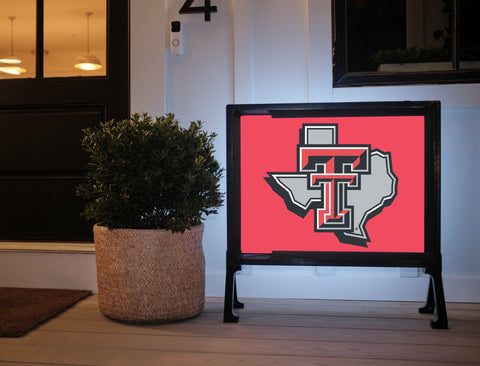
[
  {"left": 141, "top": 0, "right": 479, "bottom": 302},
  {"left": 2, "top": 0, "right": 479, "bottom": 303}
]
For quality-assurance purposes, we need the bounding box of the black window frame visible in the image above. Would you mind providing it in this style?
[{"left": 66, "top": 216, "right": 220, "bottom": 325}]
[{"left": 332, "top": 0, "right": 480, "bottom": 87}]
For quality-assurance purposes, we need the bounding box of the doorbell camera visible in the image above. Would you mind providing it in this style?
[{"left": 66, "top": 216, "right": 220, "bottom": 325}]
[{"left": 170, "top": 20, "right": 183, "bottom": 55}]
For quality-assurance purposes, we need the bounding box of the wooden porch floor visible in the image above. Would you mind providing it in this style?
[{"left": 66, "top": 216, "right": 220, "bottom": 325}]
[{"left": 0, "top": 296, "right": 479, "bottom": 365}]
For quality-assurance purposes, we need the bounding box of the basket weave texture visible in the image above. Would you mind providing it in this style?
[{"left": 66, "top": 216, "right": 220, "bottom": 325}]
[{"left": 94, "top": 223, "right": 205, "bottom": 323}]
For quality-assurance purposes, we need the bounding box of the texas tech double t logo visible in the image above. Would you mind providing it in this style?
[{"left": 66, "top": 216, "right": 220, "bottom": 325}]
[{"left": 265, "top": 124, "right": 398, "bottom": 247}]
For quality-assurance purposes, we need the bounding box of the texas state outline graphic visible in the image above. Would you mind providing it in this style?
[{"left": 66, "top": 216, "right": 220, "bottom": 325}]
[{"left": 265, "top": 124, "right": 398, "bottom": 247}]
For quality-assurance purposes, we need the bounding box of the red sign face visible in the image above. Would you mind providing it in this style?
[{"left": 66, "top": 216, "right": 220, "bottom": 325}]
[{"left": 240, "top": 115, "right": 425, "bottom": 253}]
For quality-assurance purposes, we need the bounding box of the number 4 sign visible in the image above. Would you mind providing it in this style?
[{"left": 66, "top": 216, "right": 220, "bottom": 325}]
[{"left": 180, "top": 0, "right": 217, "bottom": 22}]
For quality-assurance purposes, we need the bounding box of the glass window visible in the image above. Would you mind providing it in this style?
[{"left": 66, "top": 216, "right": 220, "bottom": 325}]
[
  {"left": 459, "top": 0, "right": 480, "bottom": 69},
  {"left": 0, "top": 0, "right": 36, "bottom": 79},
  {"left": 333, "top": 0, "right": 480, "bottom": 87},
  {"left": 369, "top": 0, "right": 452, "bottom": 72},
  {"left": 44, "top": 0, "right": 106, "bottom": 77}
]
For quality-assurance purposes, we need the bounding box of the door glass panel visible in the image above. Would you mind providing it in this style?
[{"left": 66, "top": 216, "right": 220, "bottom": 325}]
[
  {"left": 44, "top": 0, "right": 106, "bottom": 77},
  {"left": 459, "top": 0, "right": 480, "bottom": 70},
  {"left": 0, "top": 0, "right": 36, "bottom": 79}
]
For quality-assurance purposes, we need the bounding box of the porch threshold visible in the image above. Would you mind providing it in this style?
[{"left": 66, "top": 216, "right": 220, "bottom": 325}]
[{"left": 0, "top": 242, "right": 95, "bottom": 254}]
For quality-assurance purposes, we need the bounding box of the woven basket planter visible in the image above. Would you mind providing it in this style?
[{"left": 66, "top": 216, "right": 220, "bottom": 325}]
[{"left": 93, "top": 223, "right": 205, "bottom": 323}]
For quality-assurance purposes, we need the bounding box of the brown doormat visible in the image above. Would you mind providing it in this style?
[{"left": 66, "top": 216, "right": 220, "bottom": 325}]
[{"left": 0, "top": 287, "right": 91, "bottom": 337}]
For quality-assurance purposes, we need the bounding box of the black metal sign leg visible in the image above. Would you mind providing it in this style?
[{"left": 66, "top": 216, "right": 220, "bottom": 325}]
[
  {"left": 429, "top": 272, "right": 448, "bottom": 329},
  {"left": 224, "top": 266, "right": 240, "bottom": 322},
  {"left": 419, "top": 277, "right": 435, "bottom": 314},
  {"left": 420, "top": 271, "right": 448, "bottom": 329}
]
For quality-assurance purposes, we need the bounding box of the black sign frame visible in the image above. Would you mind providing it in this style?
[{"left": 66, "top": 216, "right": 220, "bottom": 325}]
[{"left": 224, "top": 101, "right": 447, "bottom": 329}]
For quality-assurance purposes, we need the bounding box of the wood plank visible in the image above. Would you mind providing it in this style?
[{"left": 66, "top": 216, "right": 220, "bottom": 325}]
[
  {"left": 0, "top": 348, "right": 468, "bottom": 366},
  {"left": 78, "top": 295, "right": 480, "bottom": 312},
  {"left": 228, "top": 297, "right": 480, "bottom": 308},
  {"left": 212, "top": 301, "right": 480, "bottom": 320},
  {"left": 34, "top": 317, "right": 479, "bottom": 349},
  {"left": 43, "top": 296, "right": 480, "bottom": 334},
  {"left": 68, "top": 296, "right": 480, "bottom": 321},
  {"left": 1, "top": 328, "right": 478, "bottom": 364}
]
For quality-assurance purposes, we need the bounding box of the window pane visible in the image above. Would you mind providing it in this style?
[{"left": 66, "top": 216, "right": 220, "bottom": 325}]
[
  {"left": 347, "top": 0, "right": 453, "bottom": 73},
  {"left": 44, "top": 0, "right": 106, "bottom": 77},
  {"left": 0, "top": 0, "right": 36, "bottom": 79},
  {"left": 459, "top": 0, "right": 480, "bottom": 70}
]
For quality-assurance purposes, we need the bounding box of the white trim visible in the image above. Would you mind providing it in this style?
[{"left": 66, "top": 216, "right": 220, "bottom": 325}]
[
  {"left": 0, "top": 242, "right": 95, "bottom": 253},
  {"left": 130, "top": 0, "right": 166, "bottom": 116},
  {"left": 307, "top": 0, "right": 334, "bottom": 102},
  {"left": 0, "top": 251, "right": 97, "bottom": 292},
  {"left": 233, "top": 0, "right": 253, "bottom": 103}
]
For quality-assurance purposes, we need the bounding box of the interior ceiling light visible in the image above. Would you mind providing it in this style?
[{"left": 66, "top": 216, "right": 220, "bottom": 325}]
[
  {"left": 0, "top": 65, "right": 26, "bottom": 75},
  {"left": 0, "top": 16, "right": 26, "bottom": 75},
  {"left": 75, "top": 12, "right": 102, "bottom": 71}
]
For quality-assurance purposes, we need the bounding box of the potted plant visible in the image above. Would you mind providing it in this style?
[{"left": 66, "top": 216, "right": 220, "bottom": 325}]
[{"left": 76, "top": 112, "right": 224, "bottom": 323}]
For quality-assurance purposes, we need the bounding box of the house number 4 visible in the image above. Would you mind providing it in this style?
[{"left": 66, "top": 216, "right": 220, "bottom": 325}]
[{"left": 179, "top": 0, "right": 217, "bottom": 22}]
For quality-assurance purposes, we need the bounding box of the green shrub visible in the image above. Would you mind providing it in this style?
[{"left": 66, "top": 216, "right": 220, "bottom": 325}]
[{"left": 76, "top": 113, "right": 224, "bottom": 232}]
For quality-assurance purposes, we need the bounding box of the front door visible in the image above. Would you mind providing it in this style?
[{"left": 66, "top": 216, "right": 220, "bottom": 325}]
[{"left": 0, "top": 0, "right": 129, "bottom": 241}]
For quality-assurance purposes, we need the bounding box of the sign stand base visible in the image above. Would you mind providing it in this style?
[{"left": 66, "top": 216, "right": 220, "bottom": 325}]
[
  {"left": 223, "top": 263, "right": 242, "bottom": 323},
  {"left": 419, "top": 271, "right": 448, "bottom": 329},
  {"left": 224, "top": 263, "right": 448, "bottom": 329}
]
